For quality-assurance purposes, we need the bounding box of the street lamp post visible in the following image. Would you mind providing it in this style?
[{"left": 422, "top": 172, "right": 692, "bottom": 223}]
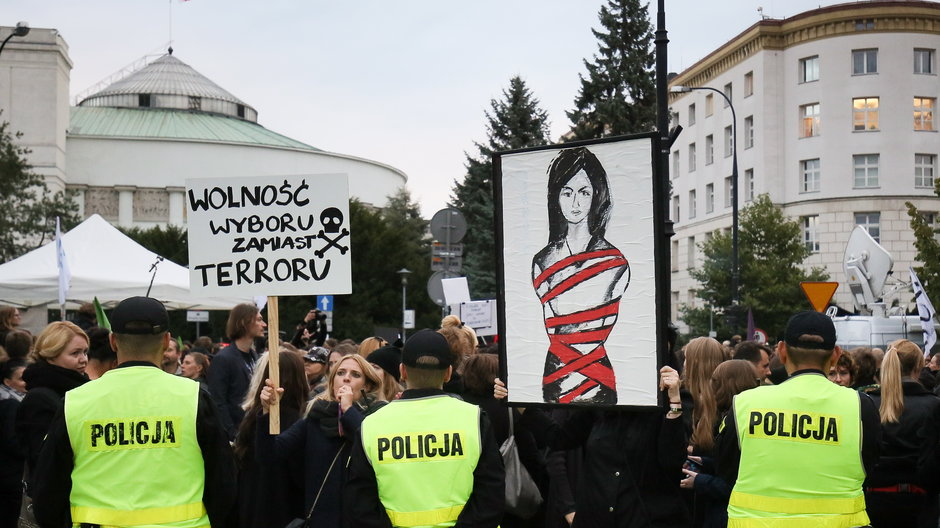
[
  {"left": 397, "top": 268, "right": 411, "bottom": 343},
  {"left": 671, "top": 84, "right": 740, "bottom": 332},
  {"left": 0, "top": 22, "right": 30, "bottom": 58}
]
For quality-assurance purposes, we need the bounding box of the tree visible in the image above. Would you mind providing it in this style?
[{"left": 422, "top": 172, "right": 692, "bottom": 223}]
[
  {"left": 566, "top": 0, "right": 656, "bottom": 140},
  {"left": 0, "top": 118, "right": 80, "bottom": 262},
  {"left": 906, "top": 181, "right": 940, "bottom": 305},
  {"left": 328, "top": 189, "right": 439, "bottom": 340},
  {"left": 120, "top": 224, "right": 189, "bottom": 266},
  {"left": 681, "top": 195, "right": 829, "bottom": 340},
  {"left": 451, "top": 76, "right": 551, "bottom": 299}
]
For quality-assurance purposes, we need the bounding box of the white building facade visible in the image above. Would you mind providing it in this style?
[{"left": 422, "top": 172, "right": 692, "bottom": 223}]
[
  {"left": 0, "top": 28, "right": 408, "bottom": 230},
  {"left": 668, "top": 1, "right": 940, "bottom": 329}
]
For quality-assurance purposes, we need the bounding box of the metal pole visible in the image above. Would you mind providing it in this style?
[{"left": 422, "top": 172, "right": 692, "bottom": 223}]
[
  {"left": 654, "top": 0, "right": 673, "bottom": 370},
  {"left": 401, "top": 276, "right": 407, "bottom": 343}
]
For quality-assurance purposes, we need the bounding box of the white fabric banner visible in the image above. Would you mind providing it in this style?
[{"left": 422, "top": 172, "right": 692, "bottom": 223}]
[
  {"left": 56, "top": 217, "right": 71, "bottom": 306},
  {"left": 910, "top": 267, "right": 937, "bottom": 357}
]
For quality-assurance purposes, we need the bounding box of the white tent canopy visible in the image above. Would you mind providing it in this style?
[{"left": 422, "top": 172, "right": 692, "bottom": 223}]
[{"left": 0, "top": 214, "right": 250, "bottom": 310}]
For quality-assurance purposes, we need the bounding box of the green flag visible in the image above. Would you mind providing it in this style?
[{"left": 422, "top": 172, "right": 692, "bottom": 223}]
[{"left": 94, "top": 297, "right": 111, "bottom": 330}]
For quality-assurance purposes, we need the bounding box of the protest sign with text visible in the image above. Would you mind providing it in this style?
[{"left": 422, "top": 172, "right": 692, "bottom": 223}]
[{"left": 186, "top": 174, "right": 352, "bottom": 296}]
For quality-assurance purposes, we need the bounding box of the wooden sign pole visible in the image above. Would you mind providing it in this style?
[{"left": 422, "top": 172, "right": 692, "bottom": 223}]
[{"left": 267, "top": 296, "right": 280, "bottom": 434}]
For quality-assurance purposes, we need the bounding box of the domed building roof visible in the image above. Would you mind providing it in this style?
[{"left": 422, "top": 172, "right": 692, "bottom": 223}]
[{"left": 77, "top": 52, "right": 258, "bottom": 122}]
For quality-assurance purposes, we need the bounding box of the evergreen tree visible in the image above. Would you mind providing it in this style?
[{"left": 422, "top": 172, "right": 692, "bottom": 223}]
[
  {"left": 681, "top": 195, "right": 829, "bottom": 340},
  {"left": 906, "top": 181, "right": 940, "bottom": 305},
  {"left": 566, "top": 0, "right": 656, "bottom": 140},
  {"left": 0, "top": 117, "right": 80, "bottom": 262},
  {"left": 451, "top": 76, "right": 551, "bottom": 300},
  {"left": 120, "top": 224, "right": 189, "bottom": 266}
]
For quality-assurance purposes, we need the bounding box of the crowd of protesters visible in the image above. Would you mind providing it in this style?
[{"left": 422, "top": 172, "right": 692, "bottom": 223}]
[{"left": 3, "top": 299, "right": 940, "bottom": 528}]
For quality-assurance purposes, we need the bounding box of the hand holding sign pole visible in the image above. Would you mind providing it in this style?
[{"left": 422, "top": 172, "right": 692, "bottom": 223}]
[{"left": 186, "top": 174, "right": 351, "bottom": 434}]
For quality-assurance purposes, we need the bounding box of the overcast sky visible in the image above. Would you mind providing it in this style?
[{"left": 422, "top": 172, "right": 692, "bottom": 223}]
[{"left": 8, "top": 0, "right": 837, "bottom": 217}]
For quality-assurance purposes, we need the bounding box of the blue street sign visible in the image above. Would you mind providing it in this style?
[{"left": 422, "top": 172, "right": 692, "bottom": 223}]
[{"left": 316, "top": 295, "right": 334, "bottom": 312}]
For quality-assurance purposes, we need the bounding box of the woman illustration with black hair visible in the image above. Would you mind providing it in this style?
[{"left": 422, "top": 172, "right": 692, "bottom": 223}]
[{"left": 532, "top": 147, "right": 630, "bottom": 404}]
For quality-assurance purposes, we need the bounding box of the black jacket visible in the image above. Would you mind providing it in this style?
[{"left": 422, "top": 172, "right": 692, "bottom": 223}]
[
  {"left": 208, "top": 343, "right": 257, "bottom": 440},
  {"left": 28, "top": 362, "right": 237, "bottom": 528},
  {"left": 344, "top": 389, "right": 505, "bottom": 528},
  {"left": 255, "top": 398, "right": 383, "bottom": 528},
  {"left": 520, "top": 407, "right": 689, "bottom": 528},
  {"left": 15, "top": 361, "right": 88, "bottom": 474},
  {"left": 866, "top": 379, "right": 940, "bottom": 489}
]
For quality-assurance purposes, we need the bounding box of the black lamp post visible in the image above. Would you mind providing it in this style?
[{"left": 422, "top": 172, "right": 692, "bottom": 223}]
[
  {"left": 0, "top": 22, "right": 30, "bottom": 58},
  {"left": 671, "top": 84, "right": 740, "bottom": 332},
  {"left": 397, "top": 268, "right": 411, "bottom": 343}
]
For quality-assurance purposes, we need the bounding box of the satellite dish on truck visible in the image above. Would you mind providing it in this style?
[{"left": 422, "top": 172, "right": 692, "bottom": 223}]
[{"left": 843, "top": 226, "right": 893, "bottom": 315}]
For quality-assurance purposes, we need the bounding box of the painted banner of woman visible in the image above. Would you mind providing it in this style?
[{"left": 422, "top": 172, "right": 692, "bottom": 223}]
[{"left": 532, "top": 147, "right": 630, "bottom": 404}]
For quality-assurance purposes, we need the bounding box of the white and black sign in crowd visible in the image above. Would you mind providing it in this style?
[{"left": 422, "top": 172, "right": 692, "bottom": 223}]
[{"left": 186, "top": 174, "right": 352, "bottom": 296}]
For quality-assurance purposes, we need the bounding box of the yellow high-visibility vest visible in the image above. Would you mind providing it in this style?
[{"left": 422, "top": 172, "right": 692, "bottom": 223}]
[
  {"left": 361, "top": 394, "right": 481, "bottom": 528},
  {"left": 65, "top": 366, "right": 209, "bottom": 528},
  {"left": 728, "top": 372, "right": 869, "bottom": 528}
]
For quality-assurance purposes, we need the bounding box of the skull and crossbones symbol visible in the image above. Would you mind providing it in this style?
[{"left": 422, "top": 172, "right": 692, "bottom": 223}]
[{"left": 315, "top": 207, "right": 349, "bottom": 258}]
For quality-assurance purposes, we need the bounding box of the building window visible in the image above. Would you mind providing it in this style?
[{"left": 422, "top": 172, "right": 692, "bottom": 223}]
[
  {"left": 723, "top": 83, "right": 732, "bottom": 107},
  {"left": 705, "top": 135, "right": 714, "bottom": 165},
  {"left": 744, "top": 116, "right": 754, "bottom": 149},
  {"left": 672, "top": 150, "right": 679, "bottom": 179},
  {"left": 673, "top": 195, "right": 680, "bottom": 222},
  {"left": 852, "top": 49, "right": 878, "bottom": 75},
  {"left": 723, "top": 176, "right": 733, "bottom": 208},
  {"left": 237, "top": 104, "right": 245, "bottom": 118},
  {"left": 188, "top": 96, "right": 202, "bottom": 111},
  {"left": 745, "top": 169, "right": 755, "bottom": 202},
  {"left": 672, "top": 240, "right": 679, "bottom": 272},
  {"left": 744, "top": 72, "right": 754, "bottom": 97},
  {"left": 855, "top": 19, "right": 875, "bottom": 30},
  {"left": 724, "top": 126, "right": 733, "bottom": 158},
  {"left": 688, "top": 236, "right": 696, "bottom": 269},
  {"left": 855, "top": 212, "right": 881, "bottom": 242},
  {"left": 705, "top": 183, "right": 715, "bottom": 213},
  {"left": 915, "top": 48, "right": 935, "bottom": 74},
  {"left": 138, "top": 94, "right": 151, "bottom": 107},
  {"left": 914, "top": 97, "right": 935, "bottom": 131},
  {"left": 799, "top": 55, "right": 819, "bottom": 83},
  {"left": 853, "top": 97, "right": 879, "bottom": 131},
  {"left": 689, "top": 143, "right": 697, "bottom": 172},
  {"left": 688, "top": 190, "right": 697, "bottom": 219},
  {"left": 705, "top": 94, "right": 714, "bottom": 116},
  {"left": 800, "top": 103, "right": 820, "bottom": 137},
  {"left": 688, "top": 103, "right": 696, "bottom": 126},
  {"left": 916, "top": 154, "right": 937, "bottom": 188},
  {"left": 802, "top": 216, "right": 820, "bottom": 253},
  {"left": 853, "top": 154, "right": 880, "bottom": 188},
  {"left": 800, "top": 158, "right": 821, "bottom": 193}
]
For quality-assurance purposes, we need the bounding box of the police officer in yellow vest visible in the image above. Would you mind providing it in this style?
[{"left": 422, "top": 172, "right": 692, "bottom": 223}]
[
  {"left": 717, "top": 311, "right": 880, "bottom": 528},
  {"left": 345, "top": 329, "right": 504, "bottom": 528},
  {"left": 30, "top": 296, "right": 236, "bottom": 528}
]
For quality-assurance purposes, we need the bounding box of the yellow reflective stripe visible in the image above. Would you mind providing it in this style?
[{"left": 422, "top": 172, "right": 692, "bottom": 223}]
[
  {"left": 71, "top": 501, "right": 206, "bottom": 525},
  {"left": 730, "top": 490, "right": 865, "bottom": 515},
  {"left": 89, "top": 525, "right": 210, "bottom": 528},
  {"left": 385, "top": 504, "right": 464, "bottom": 527},
  {"left": 728, "top": 510, "right": 870, "bottom": 527}
]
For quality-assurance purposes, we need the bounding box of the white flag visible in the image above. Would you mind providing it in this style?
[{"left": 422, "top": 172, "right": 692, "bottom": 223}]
[
  {"left": 910, "top": 267, "right": 936, "bottom": 358},
  {"left": 56, "top": 217, "right": 71, "bottom": 306}
]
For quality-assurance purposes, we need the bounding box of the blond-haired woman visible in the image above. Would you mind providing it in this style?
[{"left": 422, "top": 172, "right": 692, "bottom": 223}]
[
  {"left": 15, "top": 321, "right": 89, "bottom": 473},
  {"left": 864, "top": 339, "right": 940, "bottom": 527},
  {"left": 438, "top": 315, "right": 477, "bottom": 395},
  {"left": 256, "top": 354, "right": 385, "bottom": 528},
  {"left": 682, "top": 337, "right": 726, "bottom": 455}
]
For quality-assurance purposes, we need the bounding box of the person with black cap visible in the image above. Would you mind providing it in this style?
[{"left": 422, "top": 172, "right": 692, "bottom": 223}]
[
  {"left": 344, "top": 328, "right": 504, "bottom": 528},
  {"left": 716, "top": 311, "right": 880, "bottom": 526},
  {"left": 302, "top": 346, "right": 330, "bottom": 397},
  {"left": 366, "top": 345, "right": 403, "bottom": 401},
  {"left": 28, "top": 296, "right": 236, "bottom": 528}
]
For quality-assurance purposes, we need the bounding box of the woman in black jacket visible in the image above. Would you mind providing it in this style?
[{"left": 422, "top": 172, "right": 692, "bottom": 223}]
[
  {"left": 256, "top": 354, "right": 385, "bottom": 528},
  {"left": 233, "top": 350, "right": 308, "bottom": 528},
  {"left": 865, "top": 339, "right": 940, "bottom": 528},
  {"left": 15, "top": 322, "right": 89, "bottom": 473}
]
